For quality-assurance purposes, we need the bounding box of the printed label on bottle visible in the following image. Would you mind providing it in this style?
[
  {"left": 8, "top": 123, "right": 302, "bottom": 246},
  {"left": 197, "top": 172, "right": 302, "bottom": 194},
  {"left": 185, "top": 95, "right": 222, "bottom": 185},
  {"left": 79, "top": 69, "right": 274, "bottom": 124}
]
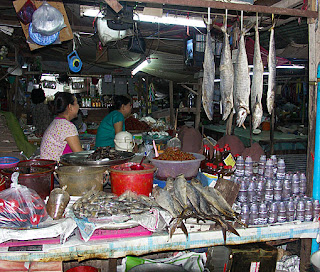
[
  {"left": 250, "top": 262, "right": 260, "bottom": 272},
  {"left": 224, "top": 154, "right": 236, "bottom": 167}
]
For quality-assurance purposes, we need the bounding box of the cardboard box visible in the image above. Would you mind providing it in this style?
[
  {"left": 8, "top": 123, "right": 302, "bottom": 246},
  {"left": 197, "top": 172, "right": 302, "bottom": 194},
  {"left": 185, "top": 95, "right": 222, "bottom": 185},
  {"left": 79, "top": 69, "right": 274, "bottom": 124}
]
[{"left": 12, "top": 0, "right": 73, "bottom": 51}]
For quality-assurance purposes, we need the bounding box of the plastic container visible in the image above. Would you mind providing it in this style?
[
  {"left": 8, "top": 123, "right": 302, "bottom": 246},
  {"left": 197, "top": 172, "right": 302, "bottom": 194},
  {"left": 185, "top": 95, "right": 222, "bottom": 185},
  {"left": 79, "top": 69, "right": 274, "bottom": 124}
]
[
  {"left": 0, "top": 157, "right": 19, "bottom": 169},
  {"left": 0, "top": 166, "right": 53, "bottom": 199},
  {"left": 109, "top": 162, "right": 156, "bottom": 196},
  {"left": 66, "top": 266, "right": 98, "bottom": 272},
  {"left": 55, "top": 166, "right": 107, "bottom": 196},
  {"left": 149, "top": 152, "right": 205, "bottom": 180},
  {"left": 18, "top": 159, "right": 56, "bottom": 170}
]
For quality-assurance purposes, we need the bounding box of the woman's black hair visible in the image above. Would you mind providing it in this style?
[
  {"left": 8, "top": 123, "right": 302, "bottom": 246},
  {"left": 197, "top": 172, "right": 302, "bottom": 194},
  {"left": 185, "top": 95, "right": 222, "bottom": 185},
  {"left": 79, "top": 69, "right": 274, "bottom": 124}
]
[
  {"left": 53, "top": 92, "right": 75, "bottom": 115},
  {"left": 113, "top": 95, "right": 131, "bottom": 110},
  {"left": 31, "top": 88, "right": 46, "bottom": 104}
]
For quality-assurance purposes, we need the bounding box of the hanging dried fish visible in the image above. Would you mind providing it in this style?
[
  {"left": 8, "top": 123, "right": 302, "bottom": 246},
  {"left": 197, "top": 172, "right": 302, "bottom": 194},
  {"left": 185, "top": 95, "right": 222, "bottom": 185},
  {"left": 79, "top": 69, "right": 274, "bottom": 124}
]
[
  {"left": 267, "top": 15, "right": 276, "bottom": 115},
  {"left": 251, "top": 14, "right": 264, "bottom": 130}
]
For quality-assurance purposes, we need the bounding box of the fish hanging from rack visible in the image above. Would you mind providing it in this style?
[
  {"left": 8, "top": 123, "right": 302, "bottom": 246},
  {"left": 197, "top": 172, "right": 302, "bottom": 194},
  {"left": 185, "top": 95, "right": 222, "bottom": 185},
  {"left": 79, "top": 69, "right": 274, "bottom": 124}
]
[
  {"left": 233, "top": 12, "right": 251, "bottom": 128},
  {"left": 267, "top": 15, "right": 276, "bottom": 115},
  {"left": 251, "top": 14, "right": 264, "bottom": 130},
  {"left": 219, "top": 11, "right": 234, "bottom": 121},
  {"left": 202, "top": 19, "right": 215, "bottom": 121}
]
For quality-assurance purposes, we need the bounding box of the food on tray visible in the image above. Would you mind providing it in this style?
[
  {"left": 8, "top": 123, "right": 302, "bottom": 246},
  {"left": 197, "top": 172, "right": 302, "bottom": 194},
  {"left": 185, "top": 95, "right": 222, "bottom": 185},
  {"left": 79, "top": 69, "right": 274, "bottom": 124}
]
[
  {"left": 125, "top": 116, "right": 150, "bottom": 131},
  {"left": 154, "top": 147, "right": 196, "bottom": 161},
  {"left": 72, "top": 190, "right": 158, "bottom": 219},
  {"left": 87, "top": 147, "right": 128, "bottom": 161}
]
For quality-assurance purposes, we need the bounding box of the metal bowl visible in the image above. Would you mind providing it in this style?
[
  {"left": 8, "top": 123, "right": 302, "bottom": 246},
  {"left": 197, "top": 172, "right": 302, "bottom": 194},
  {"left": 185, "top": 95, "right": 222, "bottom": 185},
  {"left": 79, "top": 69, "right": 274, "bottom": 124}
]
[
  {"left": 60, "top": 150, "right": 135, "bottom": 166},
  {"left": 128, "top": 263, "right": 188, "bottom": 272},
  {"left": 311, "top": 250, "right": 320, "bottom": 272}
]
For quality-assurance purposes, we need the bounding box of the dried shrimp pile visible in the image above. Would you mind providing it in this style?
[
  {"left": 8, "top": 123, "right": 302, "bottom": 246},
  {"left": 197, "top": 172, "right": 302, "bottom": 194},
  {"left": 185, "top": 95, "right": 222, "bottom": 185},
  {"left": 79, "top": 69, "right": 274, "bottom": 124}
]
[{"left": 154, "top": 147, "right": 196, "bottom": 161}]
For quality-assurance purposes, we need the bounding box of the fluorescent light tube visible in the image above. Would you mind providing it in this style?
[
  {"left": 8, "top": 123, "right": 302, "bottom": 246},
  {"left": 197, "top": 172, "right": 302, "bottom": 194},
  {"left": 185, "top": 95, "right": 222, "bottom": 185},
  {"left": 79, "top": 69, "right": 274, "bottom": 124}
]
[
  {"left": 80, "top": 6, "right": 103, "bottom": 18},
  {"left": 133, "top": 12, "right": 206, "bottom": 28},
  {"left": 276, "top": 65, "right": 305, "bottom": 69},
  {"left": 131, "top": 59, "right": 151, "bottom": 75}
]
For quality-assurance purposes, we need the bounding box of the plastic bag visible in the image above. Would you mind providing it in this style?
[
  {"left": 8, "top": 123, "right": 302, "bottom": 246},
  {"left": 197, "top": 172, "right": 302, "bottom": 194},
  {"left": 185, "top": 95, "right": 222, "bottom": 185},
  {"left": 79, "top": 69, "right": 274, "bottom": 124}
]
[
  {"left": 0, "top": 172, "right": 48, "bottom": 228},
  {"left": 17, "top": 0, "right": 36, "bottom": 25},
  {"left": 31, "top": 1, "right": 66, "bottom": 36}
]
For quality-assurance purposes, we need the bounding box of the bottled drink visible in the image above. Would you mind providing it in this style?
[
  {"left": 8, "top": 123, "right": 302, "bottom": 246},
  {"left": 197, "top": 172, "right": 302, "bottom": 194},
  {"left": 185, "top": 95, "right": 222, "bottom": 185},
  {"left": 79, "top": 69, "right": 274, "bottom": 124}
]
[
  {"left": 299, "top": 173, "right": 307, "bottom": 196},
  {"left": 235, "top": 156, "right": 245, "bottom": 177},
  {"left": 258, "top": 202, "right": 268, "bottom": 225},
  {"left": 223, "top": 165, "right": 232, "bottom": 179},
  {"left": 268, "top": 202, "right": 278, "bottom": 224},
  {"left": 237, "top": 179, "right": 247, "bottom": 203},
  {"left": 258, "top": 155, "right": 266, "bottom": 176},
  {"left": 265, "top": 179, "right": 274, "bottom": 202},
  {"left": 211, "top": 164, "right": 218, "bottom": 176},
  {"left": 264, "top": 159, "right": 274, "bottom": 179},
  {"left": 244, "top": 156, "right": 253, "bottom": 177},
  {"left": 274, "top": 179, "right": 283, "bottom": 202},
  {"left": 292, "top": 173, "right": 300, "bottom": 196},
  {"left": 217, "top": 163, "right": 224, "bottom": 178},
  {"left": 282, "top": 178, "right": 292, "bottom": 201},
  {"left": 296, "top": 200, "right": 305, "bottom": 221},
  {"left": 286, "top": 199, "right": 295, "bottom": 222},
  {"left": 247, "top": 180, "right": 257, "bottom": 203},
  {"left": 240, "top": 203, "right": 250, "bottom": 225},
  {"left": 313, "top": 199, "right": 320, "bottom": 221},
  {"left": 305, "top": 198, "right": 313, "bottom": 222},
  {"left": 278, "top": 202, "right": 287, "bottom": 223},
  {"left": 271, "top": 155, "right": 278, "bottom": 175},
  {"left": 276, "top": 159, "right": 286, "bottom": 180},
  {"left": 249, "top": 203, "right": 259, "bottom": 225},
  {"left": 211, "top": 145, "right": 218, "bottom": 165},
  {"left": 256, "top": 177, "right": 265, "bottom": 202},
  {"left": 200, "top": 145, "right": 210, "bottom": 172}
]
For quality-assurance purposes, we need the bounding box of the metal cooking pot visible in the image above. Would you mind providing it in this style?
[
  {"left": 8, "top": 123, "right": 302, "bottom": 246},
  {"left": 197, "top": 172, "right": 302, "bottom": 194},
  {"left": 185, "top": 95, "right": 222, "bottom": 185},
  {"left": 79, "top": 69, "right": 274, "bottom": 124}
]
[{"left": 128, "top": 263, "right": 188, "bottom": 272}]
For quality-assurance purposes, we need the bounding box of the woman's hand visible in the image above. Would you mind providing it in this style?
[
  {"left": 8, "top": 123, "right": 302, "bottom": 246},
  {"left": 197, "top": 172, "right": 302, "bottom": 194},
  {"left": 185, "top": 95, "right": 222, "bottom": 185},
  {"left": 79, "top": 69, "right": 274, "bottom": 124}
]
[{"left": 66, "top": 135, "right": 83, "bottom": 152}]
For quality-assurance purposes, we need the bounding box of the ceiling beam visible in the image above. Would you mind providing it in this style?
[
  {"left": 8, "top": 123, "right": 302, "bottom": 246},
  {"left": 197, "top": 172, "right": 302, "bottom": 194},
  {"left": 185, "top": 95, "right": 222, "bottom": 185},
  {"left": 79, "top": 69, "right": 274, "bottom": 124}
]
[
  {"left": 271, "top": 0, "right": 303, "bottom": 9},
  {"left": 125, "top": 0, "right": 318, "bottom": 18}
]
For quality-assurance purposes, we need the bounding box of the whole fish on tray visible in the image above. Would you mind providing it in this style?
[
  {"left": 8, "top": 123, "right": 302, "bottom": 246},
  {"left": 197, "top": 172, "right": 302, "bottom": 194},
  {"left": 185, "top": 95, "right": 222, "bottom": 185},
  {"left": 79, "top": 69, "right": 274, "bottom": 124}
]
[
  {"left": 202, "top": 23, "right": 215, "bottom": 121},
  {"left": 251, "top": 14, "right": 264, "bottom": 130},
  {"left": 233, "top": 28, "right": 251, "bottom": 127},
  {"left": 220, "top": 17, "right": 234, "bottom": 121},
  {"left": 153, "top": 174, "right": 245, "bottom": 242},
  {"left": 267, "top": 17, "right": 276, "bottom": 115}
]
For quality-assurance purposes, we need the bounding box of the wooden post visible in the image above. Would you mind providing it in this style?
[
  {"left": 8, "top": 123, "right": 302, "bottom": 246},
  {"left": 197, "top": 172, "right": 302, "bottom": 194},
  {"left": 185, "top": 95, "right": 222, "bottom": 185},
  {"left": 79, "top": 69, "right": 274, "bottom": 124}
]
[
  {"left": 300, "top": 8, "right": 320, "bottom": 269},
  {"left": 270, "top": 108, "right": 275, "bottom": 155},
  {"left": 169, "top": 80, "right": 174, "bottom": 127},
  {"left": 195, "top": 78, "right": 202, "bottom": 131}
]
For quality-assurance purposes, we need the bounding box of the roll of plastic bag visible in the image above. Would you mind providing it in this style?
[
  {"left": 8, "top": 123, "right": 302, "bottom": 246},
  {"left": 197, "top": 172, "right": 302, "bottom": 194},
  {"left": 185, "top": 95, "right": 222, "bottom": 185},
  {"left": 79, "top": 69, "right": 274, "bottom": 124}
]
[{"left": 32, "top": 1, "right": 66, "bottom": 36}]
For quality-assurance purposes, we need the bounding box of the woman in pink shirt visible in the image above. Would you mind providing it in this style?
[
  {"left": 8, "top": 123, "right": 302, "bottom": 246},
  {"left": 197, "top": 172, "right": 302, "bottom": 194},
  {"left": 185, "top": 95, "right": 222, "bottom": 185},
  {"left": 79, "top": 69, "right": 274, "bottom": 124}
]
[{"left": 40, "top": 92, "right": 83, "bottom": 162}]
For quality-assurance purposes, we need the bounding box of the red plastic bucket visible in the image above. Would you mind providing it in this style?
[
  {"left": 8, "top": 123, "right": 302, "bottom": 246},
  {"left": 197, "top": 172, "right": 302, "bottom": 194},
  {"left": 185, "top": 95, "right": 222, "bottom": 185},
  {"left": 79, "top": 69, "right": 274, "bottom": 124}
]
[
  {"left": 66, "top": 266, "right": 98, "bottom": 272},
  {"left": 109, "top": 162, "right": 156, "bottom": 196}
]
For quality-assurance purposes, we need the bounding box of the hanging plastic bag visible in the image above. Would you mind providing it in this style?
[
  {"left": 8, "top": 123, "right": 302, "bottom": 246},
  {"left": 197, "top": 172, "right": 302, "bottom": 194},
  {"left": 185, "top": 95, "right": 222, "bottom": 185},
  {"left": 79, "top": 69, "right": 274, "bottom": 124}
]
[
  {"left": 17, "top": 0, "right": 37, "bottom": 25},
  {"left": 0, "top": 172, "right": 48, "bottom": 228},
  {"left": 31, "top": 1, "right": 66, "bottom": 36}
]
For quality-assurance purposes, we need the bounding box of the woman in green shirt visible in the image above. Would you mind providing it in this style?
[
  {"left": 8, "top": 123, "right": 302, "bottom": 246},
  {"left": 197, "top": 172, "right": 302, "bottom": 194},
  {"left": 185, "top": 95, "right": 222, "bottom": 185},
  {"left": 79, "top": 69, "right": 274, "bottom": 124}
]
[{"left": 95, "top": 95, "right": 132, "bottom": 147}]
